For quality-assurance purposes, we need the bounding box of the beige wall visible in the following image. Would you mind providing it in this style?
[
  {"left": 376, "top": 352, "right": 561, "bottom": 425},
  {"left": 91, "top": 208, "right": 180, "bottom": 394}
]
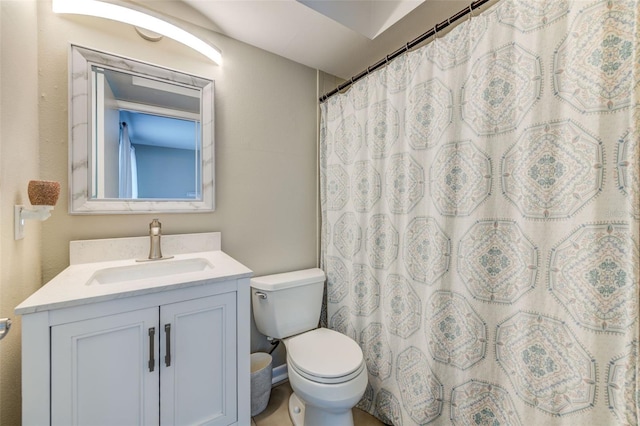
[
  {"left": 1, "top": 1, "right": 319, "bottom": 423},
  {"left": 0, "top": 1, "right": 42, "bottom": 424},
  {"left": 38, "top": 0, "right": 319, "bottom": 280}
]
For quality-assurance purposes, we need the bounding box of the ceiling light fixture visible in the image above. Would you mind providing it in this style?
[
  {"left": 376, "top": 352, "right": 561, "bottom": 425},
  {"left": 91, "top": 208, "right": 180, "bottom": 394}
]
[{"left": 52, "top": 0, "right": 222, "bottom": 65}]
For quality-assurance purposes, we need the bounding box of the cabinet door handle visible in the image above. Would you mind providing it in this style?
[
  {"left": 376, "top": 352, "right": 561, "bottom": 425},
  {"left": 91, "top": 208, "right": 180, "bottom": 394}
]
[
  {"left": 164, "top": 323, "right": 172, "bottom": 367},
  {"left": 148, "top": 327, "right": 155, "bottom": 372}
]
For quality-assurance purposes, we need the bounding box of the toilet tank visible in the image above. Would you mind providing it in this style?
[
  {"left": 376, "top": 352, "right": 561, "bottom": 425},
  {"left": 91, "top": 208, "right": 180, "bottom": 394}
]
[{"left": 250, "top": 268, "right": 325, "bottom": 339}]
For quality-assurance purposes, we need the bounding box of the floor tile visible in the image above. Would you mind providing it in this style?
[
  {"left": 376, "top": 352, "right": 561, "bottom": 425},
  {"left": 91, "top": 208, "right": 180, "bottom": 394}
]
[
  {"left": 252, "top": 382, "right": 294, "bottom": 426},
  {"left": 353, "top": 406, "right": 386, "bottom": 425},
  {"left": 252, "top": 381, "right": 385, "bottom": 426}
]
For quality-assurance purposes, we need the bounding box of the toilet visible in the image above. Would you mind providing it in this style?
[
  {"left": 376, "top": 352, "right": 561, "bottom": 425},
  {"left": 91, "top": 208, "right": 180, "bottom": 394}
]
[{"left": 250, "top": 268, "right": 368, "bottom": 426}]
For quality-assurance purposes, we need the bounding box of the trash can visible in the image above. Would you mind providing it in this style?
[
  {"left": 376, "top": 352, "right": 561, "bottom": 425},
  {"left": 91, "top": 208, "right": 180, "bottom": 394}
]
[{"left": 250, "top": 352, "right": 273, "bottom": 416}]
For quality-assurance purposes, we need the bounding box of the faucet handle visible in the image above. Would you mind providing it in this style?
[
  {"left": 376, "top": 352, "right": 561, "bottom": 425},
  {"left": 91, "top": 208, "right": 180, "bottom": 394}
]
[{"left": 150, "top": 218, "right": 161, "bottom": 235}]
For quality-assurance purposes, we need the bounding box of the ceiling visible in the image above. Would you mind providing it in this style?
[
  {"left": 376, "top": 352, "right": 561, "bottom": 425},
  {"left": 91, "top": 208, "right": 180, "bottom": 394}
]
[
  {"left": 180, "top": 0, "right": 474, "bottom": 80},
  {"left": 105, "top": 0, "right": 485, "bottom": 150}
]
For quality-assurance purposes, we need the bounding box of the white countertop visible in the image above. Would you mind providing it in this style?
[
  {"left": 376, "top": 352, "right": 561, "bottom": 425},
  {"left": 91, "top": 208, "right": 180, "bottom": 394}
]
[{"left": 16, "top": 250, "right": 253, "bottom": 315}]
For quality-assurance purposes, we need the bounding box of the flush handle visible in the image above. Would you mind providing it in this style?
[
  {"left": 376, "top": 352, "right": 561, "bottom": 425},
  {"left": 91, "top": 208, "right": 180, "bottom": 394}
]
[
  {"left": 255, "top": 291, "right": 267, "bottom": 300},
  {"left": 164, "top": 323, "right": 172, "bottom": 367},
  {"left": 148, "top": 327, "right": 155, "bottom": 372}
]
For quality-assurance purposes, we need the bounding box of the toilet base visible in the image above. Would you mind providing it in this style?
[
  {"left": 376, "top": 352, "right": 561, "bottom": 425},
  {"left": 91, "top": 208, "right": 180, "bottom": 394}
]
[
  {"left": 288, "top": 392, "right": 355, "bottom": 426},
  {"left": 288, "top": 393, "right": 305, "bottom": 426}
]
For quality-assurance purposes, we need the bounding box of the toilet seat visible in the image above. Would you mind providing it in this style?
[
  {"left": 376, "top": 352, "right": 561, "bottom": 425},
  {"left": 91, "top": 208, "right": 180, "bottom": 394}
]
[{"left": 287, "top": 328, "right": 364, "bottom": 385}]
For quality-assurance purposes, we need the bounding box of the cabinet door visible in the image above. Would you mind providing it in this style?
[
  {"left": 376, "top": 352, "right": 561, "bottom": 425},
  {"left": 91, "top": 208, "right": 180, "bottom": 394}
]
[
  {"left": 51, "top": 308, "right": 159, "bottom": 426},
  {"left": 160, "top": 292, "right": 237, "bottom": 426}
]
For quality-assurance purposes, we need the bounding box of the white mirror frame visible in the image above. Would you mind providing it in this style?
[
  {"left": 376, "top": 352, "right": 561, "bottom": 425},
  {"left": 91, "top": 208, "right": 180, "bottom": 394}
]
[{"left": 68, "top": 45, "right": 215, "bottom": 214}]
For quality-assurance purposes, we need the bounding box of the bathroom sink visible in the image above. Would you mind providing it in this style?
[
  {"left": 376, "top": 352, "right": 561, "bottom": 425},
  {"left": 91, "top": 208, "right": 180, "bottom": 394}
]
[{"left": 87, "top": 257, "right": 213, "bottom": 285}]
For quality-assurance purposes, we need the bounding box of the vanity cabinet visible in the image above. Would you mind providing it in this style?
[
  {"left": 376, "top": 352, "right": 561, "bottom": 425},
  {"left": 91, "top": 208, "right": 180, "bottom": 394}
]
[
  {"left": 17, "top": 238, "right": 252, "bottom": 426},
  {"left": 160, "top": 294, "right": 237, "bottom": 426},
  {"left": 51, "top": 293, "right": 236, "bottom": 425},
  {"left": 51, "top": 307, "right": 159, "bottom": 425}
]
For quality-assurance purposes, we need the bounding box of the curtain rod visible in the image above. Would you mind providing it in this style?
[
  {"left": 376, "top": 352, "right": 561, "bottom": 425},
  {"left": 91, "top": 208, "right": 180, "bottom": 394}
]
[{"left": 319, "top": 0, "right": 493, "bottom": 103}]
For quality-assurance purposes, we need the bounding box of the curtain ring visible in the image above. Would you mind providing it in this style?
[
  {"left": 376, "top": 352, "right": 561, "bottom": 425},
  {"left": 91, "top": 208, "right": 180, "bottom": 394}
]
[
  {"left": 468, "top": 4, "right": 473, "bottom": 21},
  {"left": 405, "top": 42, "right": 411, "bottom": 52}
]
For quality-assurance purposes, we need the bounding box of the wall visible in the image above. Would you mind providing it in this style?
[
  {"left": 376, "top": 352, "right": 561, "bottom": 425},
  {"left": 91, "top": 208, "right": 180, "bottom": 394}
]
[
  {"left": 38, "top": 0, "right": 319, "bottom": 281},
  {"left": 1, "top": 0, "right": 319, "bottom": 423},
  {"left": 134, "top": 144, "right": 196, "bottom": 198},
  {"left": 0, "top": 1, "right": 42, "bottom": 424}
]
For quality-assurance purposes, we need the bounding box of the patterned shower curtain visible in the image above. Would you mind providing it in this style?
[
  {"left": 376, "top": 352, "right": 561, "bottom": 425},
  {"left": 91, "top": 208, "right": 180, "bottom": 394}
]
[{"left": 319, "top": 0, "right": 639, "bottom": 424}]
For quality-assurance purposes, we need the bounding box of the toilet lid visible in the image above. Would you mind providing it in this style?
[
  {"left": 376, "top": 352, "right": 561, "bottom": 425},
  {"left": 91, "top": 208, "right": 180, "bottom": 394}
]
[{"left": 287, "top": 328, "right": 364, "bottom": 384}]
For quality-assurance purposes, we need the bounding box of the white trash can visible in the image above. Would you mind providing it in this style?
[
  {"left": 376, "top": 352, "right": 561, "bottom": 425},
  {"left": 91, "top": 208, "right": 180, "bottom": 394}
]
[{"left": 250, "top": 352, "right": 273, "bottom": 416}]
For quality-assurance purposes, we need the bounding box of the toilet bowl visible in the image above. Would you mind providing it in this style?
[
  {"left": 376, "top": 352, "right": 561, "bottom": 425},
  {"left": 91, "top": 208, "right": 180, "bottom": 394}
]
[
  {"left": 285, "top": 328, "right": 368, "bottom": 426},
  {"left": 250, "top": 269, "right": 368, "bottom": 426}
]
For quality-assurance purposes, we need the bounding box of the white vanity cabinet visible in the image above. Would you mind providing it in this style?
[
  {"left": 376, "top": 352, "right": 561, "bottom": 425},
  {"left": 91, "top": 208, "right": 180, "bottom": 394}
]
[
  {"left": 50, "top": 292, "right": 236, "bottom": 426},
  {"left": 16, "top": 234, "right": 252, "bottom": 426},
  {"left": 51, "top": 307, "right": 160, "bottom": 425},
  {"left": 159, "top": 294, "right": 237, "bottom": 426}
]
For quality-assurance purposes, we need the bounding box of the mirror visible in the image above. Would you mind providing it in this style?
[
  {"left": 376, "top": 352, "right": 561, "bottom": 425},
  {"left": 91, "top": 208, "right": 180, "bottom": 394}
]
[{"left": 69, "top": 45, "right": 214, "bottom": 214}]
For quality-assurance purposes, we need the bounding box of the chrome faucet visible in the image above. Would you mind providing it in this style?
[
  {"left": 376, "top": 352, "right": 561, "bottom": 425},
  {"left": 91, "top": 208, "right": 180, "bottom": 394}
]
[{"left": 148, "top": 219, "right": 164, "bottom": 260}]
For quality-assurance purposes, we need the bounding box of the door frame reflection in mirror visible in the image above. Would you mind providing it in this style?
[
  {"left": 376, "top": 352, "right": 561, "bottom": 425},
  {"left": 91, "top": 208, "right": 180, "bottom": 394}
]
[{"left": 69, "top": 44, "right": 215, "bottom": 214}]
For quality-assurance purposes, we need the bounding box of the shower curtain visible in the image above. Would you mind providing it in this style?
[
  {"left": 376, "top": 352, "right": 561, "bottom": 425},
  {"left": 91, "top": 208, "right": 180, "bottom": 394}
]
[{"left": 319, "top": 1, "right": 639, "bottom": 424}]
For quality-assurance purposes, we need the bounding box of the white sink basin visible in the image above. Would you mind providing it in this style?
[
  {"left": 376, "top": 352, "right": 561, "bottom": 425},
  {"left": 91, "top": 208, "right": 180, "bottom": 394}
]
[{"left": 87, "top": 257, "right": 213, "bottom": 285}]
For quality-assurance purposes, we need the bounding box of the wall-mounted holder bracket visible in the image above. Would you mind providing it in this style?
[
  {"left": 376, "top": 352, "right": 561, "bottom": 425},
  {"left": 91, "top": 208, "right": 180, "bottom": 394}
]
[
  {"left": 15, "top": 205, "right": 54, "bottom": 240},
  {"left": 0, "top": 318, "right": 11, "bottom": 340}
]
